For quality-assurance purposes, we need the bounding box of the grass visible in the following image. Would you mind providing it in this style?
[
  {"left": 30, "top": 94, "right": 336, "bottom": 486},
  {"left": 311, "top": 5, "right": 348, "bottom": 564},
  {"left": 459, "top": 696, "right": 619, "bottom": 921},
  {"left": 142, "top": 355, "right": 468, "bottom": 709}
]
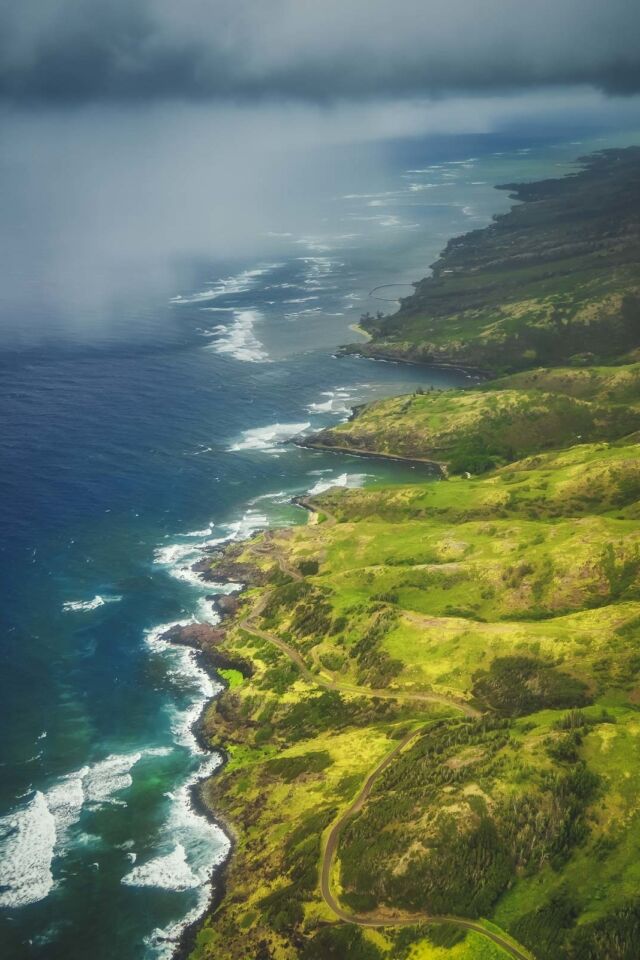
[{"left": 217, "top": 668, "right": 244, "bottom": 688}]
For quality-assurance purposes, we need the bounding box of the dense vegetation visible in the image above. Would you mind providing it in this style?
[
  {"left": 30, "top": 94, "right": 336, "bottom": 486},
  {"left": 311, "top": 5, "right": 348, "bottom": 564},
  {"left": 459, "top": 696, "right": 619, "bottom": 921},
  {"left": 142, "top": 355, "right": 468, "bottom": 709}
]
[{"left": 189, "top": 148, "right": 640, "bottom": 960}]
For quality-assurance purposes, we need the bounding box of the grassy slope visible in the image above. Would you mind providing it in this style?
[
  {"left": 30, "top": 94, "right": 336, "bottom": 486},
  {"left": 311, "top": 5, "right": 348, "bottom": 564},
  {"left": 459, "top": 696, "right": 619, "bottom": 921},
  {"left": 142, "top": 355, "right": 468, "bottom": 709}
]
[
  {"left": 190, "top": 148, "right": 640, "bottom": 960},
  {"left": 304, "top": 377, "right": 640, "bottom": 472}
]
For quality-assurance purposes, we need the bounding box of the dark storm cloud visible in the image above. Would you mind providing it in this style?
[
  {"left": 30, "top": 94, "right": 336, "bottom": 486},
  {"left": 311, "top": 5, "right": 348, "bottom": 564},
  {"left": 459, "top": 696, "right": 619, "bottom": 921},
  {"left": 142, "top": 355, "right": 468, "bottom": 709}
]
[{"left": 1, "top": 0, "right": 639, "bottom": 105}]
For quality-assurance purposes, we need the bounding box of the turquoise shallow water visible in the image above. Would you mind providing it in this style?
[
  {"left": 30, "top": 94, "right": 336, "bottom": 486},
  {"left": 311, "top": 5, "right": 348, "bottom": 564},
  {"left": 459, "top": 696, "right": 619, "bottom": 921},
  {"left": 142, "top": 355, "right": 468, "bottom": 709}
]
[{"left": 1, "top": 127, "right": 638, "bottom": 959}]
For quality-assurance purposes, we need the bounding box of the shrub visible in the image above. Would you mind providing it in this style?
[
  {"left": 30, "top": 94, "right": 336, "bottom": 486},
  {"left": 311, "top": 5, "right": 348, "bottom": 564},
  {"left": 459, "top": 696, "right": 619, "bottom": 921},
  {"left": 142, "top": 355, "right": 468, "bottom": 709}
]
[
  {"left": 301, "top": 925, "right": 383, "bottom": 960},
  {"left": 264, "top": 750, "right": 331, "bottom": 782}
]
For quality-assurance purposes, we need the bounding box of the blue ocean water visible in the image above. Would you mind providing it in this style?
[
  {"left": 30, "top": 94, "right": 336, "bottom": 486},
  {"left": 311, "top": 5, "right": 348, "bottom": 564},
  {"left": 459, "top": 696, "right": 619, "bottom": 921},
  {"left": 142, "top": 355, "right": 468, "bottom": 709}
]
[{"left": 1, "top": 129, "right": 637, "bottom": 959}]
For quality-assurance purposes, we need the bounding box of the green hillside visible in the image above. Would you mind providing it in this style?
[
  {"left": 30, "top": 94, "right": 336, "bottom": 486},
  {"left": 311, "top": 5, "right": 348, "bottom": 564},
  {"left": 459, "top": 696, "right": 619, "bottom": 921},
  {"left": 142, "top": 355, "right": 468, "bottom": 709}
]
[{"left": 189, "top": 148, "right": 640, "bottom": 960}]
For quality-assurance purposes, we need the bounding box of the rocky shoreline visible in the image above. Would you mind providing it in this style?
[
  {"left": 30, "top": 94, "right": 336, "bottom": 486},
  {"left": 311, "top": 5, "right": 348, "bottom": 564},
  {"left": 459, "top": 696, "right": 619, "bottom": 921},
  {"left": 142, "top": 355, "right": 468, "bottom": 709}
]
[
  {"left": 294, "top": 435, "right": 446, "bottom": 474},
  {"left": 162, "top": 548, "right": 261, "bottom": 960}
]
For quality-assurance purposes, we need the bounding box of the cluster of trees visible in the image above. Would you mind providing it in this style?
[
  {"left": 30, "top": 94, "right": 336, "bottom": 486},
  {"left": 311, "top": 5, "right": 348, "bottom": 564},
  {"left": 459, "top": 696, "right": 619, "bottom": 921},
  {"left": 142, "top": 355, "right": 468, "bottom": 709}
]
[
  {"left": 338, "top": 714, "right": 600, "bottom": 920},
  {"left": 472, "top": 655, "right": 591, "bottom": 716},
  {"left": 347, "top": 605, "right": 403, "bottom": 688},
  {"left": 263, "top": 750, "right": 331, "bottom": 783}
]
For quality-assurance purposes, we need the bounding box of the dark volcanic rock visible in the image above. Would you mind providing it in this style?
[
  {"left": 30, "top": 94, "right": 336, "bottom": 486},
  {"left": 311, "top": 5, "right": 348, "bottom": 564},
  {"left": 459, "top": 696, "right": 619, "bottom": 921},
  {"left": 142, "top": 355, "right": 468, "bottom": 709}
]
[
  {"left": 213, "top": 594, "right": 240, "bottom": 619},
  {"left": 193, "top": 557, "right": 267, "bottom": 586},
  {"left": 161, "top": 622, "right": 226, "bottom": 650},
  {"left": 161, "top": 622, "right": 252, "bottom": 678}
]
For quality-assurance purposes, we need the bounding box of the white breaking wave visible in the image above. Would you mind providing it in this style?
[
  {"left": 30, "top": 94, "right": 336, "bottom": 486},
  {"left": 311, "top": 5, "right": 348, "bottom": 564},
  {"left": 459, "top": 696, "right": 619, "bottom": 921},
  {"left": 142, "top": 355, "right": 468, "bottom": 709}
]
[
  {"left": 306, "top": 386, "right": 361, "bottom": 418},
  {"left": 229, "top": 421, "right": 310, "bottom": 454},
  {"left": 122, "top": 842, "right": 200, "bottom": 891},
  {"left": 83, "top": 752, "right": 143, "bottom": 807},
  {"left": 169, "top": 265, "right": 282, "bottom": 306},
  {"left": 145, "top": 620, "right": 221, "bottom": 754},
  {"left": 139, "top": 500, "right": 276, "bottom": 953},
  {"left": 46, "top": 771, "right": 88, "bottom": 843},
  {"left": 306, "top": 472, "right": 368, "bottom": 496},
  {"left": 249, "top": 489, "right": 291, "bottom": 506},
  {"left": 139, "top": 758, "right": 229, "bottom": 957},
  {"left": 62, "top": 594, "right": 121, "bottom": 613},
  {"left": 0, "top": 746, "right": 174, "bottom": 908},
  {"left": 181, "top": 523, "right": 215, "bottom": 538},
  {"left": 208, "top": 309, "right": 268, "bottom": 363},
  {"left": 0, "top": 792, "right": 56, "bottom": 908}
]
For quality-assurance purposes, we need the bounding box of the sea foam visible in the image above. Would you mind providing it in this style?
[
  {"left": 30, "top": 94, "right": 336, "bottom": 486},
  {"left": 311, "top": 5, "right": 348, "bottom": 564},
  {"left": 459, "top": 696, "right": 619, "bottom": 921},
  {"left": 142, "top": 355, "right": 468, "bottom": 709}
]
[
  {"left": 0, "top": 791, "right": 56, "bottom": 908},
  {"left": 209, "top": 309, "right": 269, "bottom": 363},
  {"left": 122, "top": 842, "right": 200, "bottom": 891},
  {"left": 62, "top": 595, "right": 122, "bottom": 613},
  {"left": 229, "top": 421, "right": 310, "bottom": 454},
  {"left": 169, "top": 265, "right": 280, "bottom": 306},
  {"left": 306, "top": 472, "right": 368, "bottom": 496}
]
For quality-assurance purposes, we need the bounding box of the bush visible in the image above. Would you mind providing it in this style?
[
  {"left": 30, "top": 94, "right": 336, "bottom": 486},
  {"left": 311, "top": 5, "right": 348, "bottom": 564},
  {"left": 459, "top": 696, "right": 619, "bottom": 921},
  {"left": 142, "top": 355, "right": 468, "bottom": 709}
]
[
  {"left": 264, "top": 750, "right": 331, "bottom": 782},
  {"left": 301, "top": 925, "right": 383, "bottom": 960}
]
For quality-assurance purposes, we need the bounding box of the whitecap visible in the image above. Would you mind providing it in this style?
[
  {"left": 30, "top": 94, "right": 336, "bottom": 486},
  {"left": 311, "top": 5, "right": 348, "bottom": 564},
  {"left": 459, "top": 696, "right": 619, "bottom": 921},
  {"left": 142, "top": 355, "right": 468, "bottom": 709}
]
[
  {"left": 144, "top": 888, "right": 210, "bottom": 960},
  {"left": 154, "top": 542, "right": 202, "bottom": 567},
  {"left": 249, "top": 489, "right": 289, "bottom": 504},
  {"left": 122, "top": 842, "right": 200, "bottom": 891},
  {"left": 228, "top": 421, "right": 310, "bottom": 454},
  {"left": 306, "top": 397, "right": 335, "bottom": 413},
  {"left": 83, "top": 752, "right": 143, "bottom": 806},
  {"left": 181, "top": 524, "right": 215, "bottom": 538},
  {"left": 46, "top": 770, "right": 88, "bottom": 842},
  {"left": 145, "top": 620, "right": 222, "bottom": 754},
  {"left": 170, "top": 265, "right": 282, "bottom": 306},
  {"left": 0, "top": 791, "right": 56, "bottom": 908},
  {"left": 62, "top": 595, "right": 122, "bottom": 613},
  {"left": 0, "top": 747, "right": 169, "bottom": 905},
  {"left": 208, "top": 309, "right": 269, "bottom": 363},
  {"left": 307, "top": 472, "right": 368, "bottom": 496}
]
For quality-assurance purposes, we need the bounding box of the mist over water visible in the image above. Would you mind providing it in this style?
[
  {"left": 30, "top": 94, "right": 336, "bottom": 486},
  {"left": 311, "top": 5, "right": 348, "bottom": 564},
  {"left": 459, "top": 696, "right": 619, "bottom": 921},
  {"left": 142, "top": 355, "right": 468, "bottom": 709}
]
[{"left": 1, "top": 102, "right": 640, "bottom": 959}]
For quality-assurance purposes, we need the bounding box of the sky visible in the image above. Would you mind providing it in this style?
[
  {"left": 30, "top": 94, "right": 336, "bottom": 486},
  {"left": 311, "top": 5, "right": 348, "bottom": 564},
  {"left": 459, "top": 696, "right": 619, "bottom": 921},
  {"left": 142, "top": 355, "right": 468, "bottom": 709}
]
[
  {"left": 1, "top": 0, "right": 639, "bottom": 103},
  {"left": 0, "top": 1, "right": 638, "bottom": 341}
]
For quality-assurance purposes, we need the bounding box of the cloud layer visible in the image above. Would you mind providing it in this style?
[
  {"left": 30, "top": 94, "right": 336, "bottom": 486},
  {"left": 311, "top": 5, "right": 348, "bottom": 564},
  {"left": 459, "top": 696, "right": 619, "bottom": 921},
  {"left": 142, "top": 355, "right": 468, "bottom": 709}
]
[{"left": 1, "top": 0, "right": 639, "bottom": 105}]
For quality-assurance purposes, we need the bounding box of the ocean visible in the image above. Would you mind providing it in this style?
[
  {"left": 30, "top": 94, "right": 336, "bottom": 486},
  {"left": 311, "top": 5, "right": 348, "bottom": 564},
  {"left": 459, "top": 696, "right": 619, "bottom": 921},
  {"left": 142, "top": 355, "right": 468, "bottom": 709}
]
[{"left": 1, "top": 128, "right": 637, "bottom": 959}]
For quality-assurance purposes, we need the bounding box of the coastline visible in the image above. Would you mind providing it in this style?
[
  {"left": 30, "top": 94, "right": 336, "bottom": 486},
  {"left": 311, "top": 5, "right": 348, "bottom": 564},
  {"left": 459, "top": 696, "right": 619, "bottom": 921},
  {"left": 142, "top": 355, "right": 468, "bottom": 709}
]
[
  {"left": 158, "top": 392, "right": 458, "bottom": 958},
  {"left": 347, "top": 322, "right": 372, "bottom": 341},
  {"left": 158, "top": 214, "right": 521, "bottom": 960},
  {"left": 337, "top": 345, "right": 491, "bottom": 380},
  {"left": 162, "top": 487, "right": 539, "bottom": 960},
  {"left": 294, "top": 436, "right": 446, "bottom": 474},
  {"left": 165, "top": 608, "right": 249, "bottom": 960},
  {"left": 164, "top": 147, "right": 640, "bottom": 960}
]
